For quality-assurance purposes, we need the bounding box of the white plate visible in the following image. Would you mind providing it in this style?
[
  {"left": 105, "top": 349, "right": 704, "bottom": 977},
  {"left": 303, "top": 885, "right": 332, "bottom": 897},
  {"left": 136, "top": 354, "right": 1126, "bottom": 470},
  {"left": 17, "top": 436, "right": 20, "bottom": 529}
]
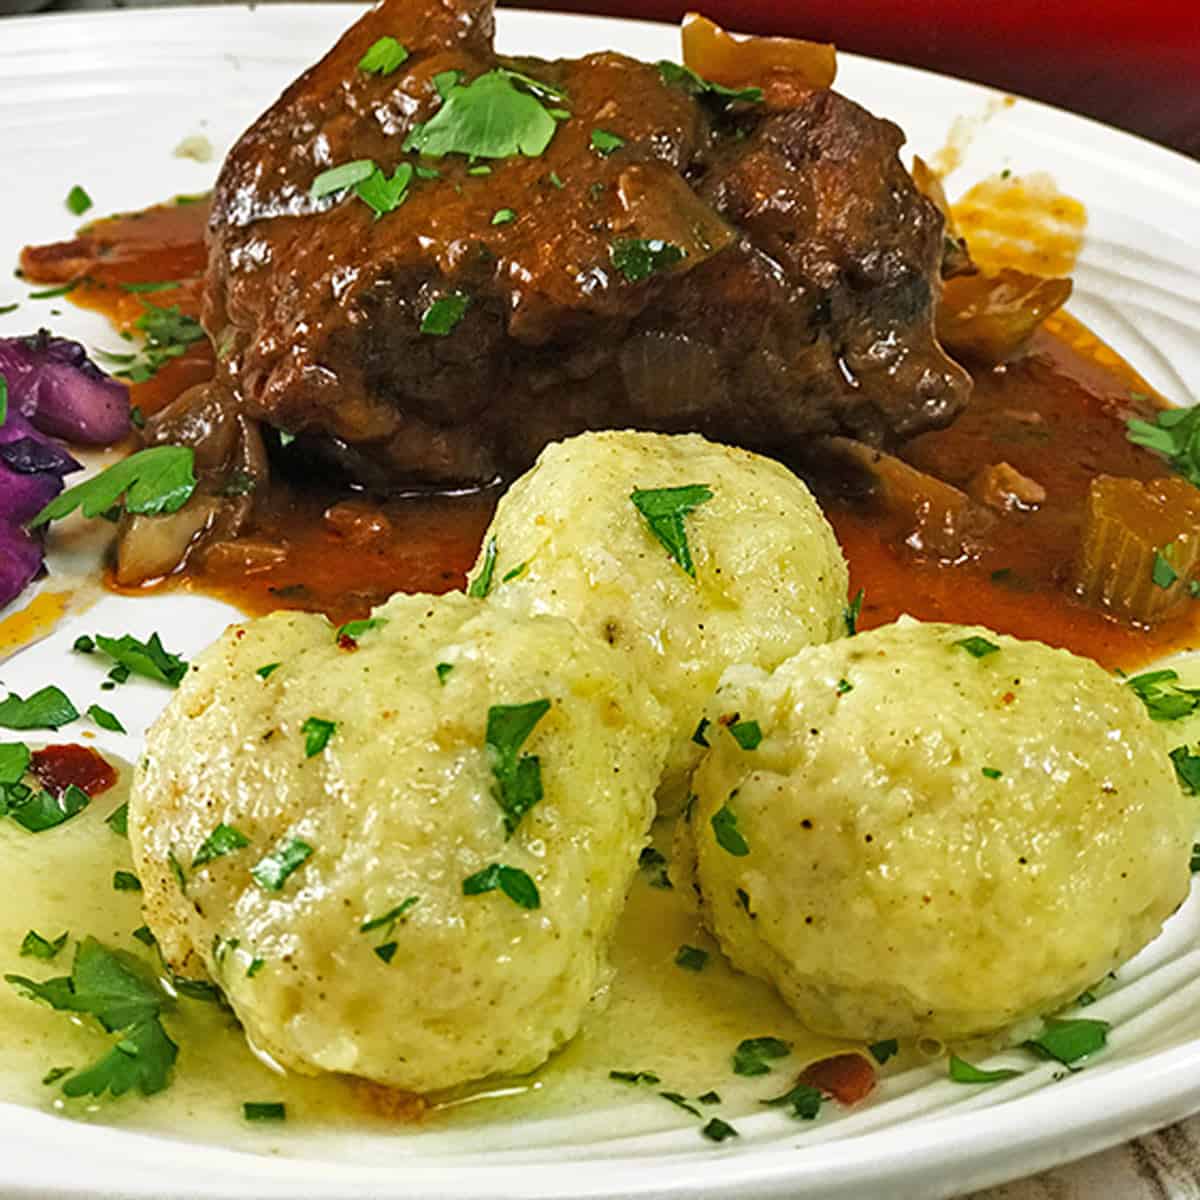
[{"left": 2, "top": 7, "right": 1200, "bottom": 1199}]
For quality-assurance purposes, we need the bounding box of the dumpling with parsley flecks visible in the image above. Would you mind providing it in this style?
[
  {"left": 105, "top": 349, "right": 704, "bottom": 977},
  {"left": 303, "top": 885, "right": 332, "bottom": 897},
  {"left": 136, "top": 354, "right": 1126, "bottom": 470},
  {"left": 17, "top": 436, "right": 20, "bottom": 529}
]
[
  {"left": 129, "top": 592, "right": 665, "bottom": 1093},
  {"left": 467, "top": 430, "right": 849, "bottom": 813},
  {"left": 674, "top": 618, "right": 1193, "bottom": 1043}
]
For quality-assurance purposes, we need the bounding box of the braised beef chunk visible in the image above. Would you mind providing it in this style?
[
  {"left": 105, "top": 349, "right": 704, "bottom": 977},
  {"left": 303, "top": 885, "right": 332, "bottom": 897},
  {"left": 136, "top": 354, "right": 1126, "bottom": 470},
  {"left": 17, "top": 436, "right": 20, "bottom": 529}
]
[{"left": 203, "top": 0, "right": 969, "bottom": 488}]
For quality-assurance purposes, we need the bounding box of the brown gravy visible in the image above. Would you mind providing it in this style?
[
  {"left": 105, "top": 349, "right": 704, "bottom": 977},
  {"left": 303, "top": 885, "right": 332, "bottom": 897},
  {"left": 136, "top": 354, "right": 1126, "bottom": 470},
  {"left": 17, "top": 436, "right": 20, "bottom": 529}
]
[{"left": 20, "top": 201, "right": 1200, "bottom": 665}]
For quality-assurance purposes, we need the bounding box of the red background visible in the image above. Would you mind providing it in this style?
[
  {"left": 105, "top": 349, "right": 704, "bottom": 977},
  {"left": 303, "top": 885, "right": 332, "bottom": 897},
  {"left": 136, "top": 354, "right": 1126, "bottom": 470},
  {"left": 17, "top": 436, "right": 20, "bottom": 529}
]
[{"left": 522, "top": 0, "right": 1200, "bottom": 159}]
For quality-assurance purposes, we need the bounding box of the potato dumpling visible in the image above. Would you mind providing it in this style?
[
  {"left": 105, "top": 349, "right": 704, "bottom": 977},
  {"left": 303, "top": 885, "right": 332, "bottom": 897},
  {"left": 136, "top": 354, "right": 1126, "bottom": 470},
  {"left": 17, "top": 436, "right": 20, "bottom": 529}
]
[
  {"left": 130, "top": 593, "right": 665, "bottom": 1093},
  {"left": 468, "top": 430, "right": 848, "bottom": 812},
  {"left": 675, "top": 619, "right": 1194, "bottom": 1042}
]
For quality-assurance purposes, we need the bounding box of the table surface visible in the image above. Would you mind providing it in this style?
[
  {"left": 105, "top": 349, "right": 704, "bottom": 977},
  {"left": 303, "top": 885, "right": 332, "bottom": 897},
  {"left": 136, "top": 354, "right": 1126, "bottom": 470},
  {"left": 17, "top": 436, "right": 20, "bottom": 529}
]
[{"left": 5, "top": 0, "right": 1200, "bottom": 1195}]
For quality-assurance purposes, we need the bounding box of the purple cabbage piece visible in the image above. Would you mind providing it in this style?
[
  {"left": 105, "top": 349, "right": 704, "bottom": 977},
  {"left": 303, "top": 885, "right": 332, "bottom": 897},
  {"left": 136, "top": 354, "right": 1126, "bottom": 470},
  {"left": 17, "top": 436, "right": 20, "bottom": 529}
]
[
  {"left": 0, "top": 329, "right": 131, "bottom": 445},
  {"left": 0, "top": 330, "right": 129, "bottom": 608}
]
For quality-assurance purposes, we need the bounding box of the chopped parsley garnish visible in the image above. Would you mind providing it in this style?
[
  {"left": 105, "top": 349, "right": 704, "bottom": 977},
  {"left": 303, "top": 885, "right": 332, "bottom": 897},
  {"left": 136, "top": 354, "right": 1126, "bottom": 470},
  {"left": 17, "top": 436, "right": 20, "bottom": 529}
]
[
  {"left": 868, "top": 1039, "right": 898, "bottom": 1064},
  {"left": 468, "top": 536, "right": 498, "bottom": 597},
  {"left": 251, "top": 837, "right": 313, "bottom": 891},
  {"left": 311, "top": 159, "right": 376, "bottom": 200},
  {"left": 436, "top": 662, "right": 454, "bottom": 685},
  {"left": 361, "top": 896, "right": 419, "bottom": 936},
  {"left": 659, "top": 1091, "right": 702, "bottom": 1117},
  {"left": 73, "top": 635, "right": 95, "bottom": 654},
  {"left": 981, "top": 766, "right": 1003, "bottom": 780},
  {"left": 1152, "top": 549, "right": 1179, "bottom": 589},
  {"left": 610, "top": 1069, "right": 661, "bottom": 1085},
  {"left": 486, "top": 698, "right": 551, "bottom": 833},
  {"left": 1024, "top": 1018, "right": 1109, "bottom": 1066},
  {"left": 168, "top": 848, "right": 187, "bottom": 892},
  {"left": 501, "top": 561, "right": 527, "bottom": 582},
  {"left": 432, "top": 69, "right": 462, "bottom": 99},
  {"left": 358, "top": 36, "right": 409, "bottom": 75},
  {"left": 420, "top": 292, "right": 470, "bottom": 336},
  {"left": 675, "top": 944, "right": 708, "bottom": 971},
  {"left": 732, "top": 1036, "right": 790, "bottom": 1077},
  {"left": 630, "top": 484, "right": 712, "bottom": 576},
  {"left": 9, "top": 784, "right": 90, "bottom": 832},
  {"left": 1127, "top": 406, "right": 1200, "bottom": 490},
  {"left": 106, "top": 803, "right": 128, "bottom": 837},
  {"left": 547, "top": 171, "right": 565, "bottom": 189},
  {"left": 116, "top": 303, "right": 207, "bottom": 383},
  {"left": 20, "top": 930, "right": 67, "bottom": 960},
  {"left": 639, "top": 845, "right": 672, "bottom": 889},
  {"left": 5, "top": 936, "right": 178, "bottom": 1098},
  {"left": 610, "top": 238, "right": 686, "bottom": 283},
  {"left": 954, "top": 635, "right": 1000, "bottom": 658},
  {"left": 1170, "top": 746, "right": 1200, "bottom": 794},
  {"left": 374, "top": 942, "right": 398, "bottom": 964},
  {"left": 301, "top": 716, "right": 337, "bottom": 757},
  {"left": 192, "top": 823, "right": 251, "bottom": 869},
  {"left": 948, "top": 1055, "right": 1021, "bottom": 1084},
  {"left": 121, "top": 281, "right": 180, "bottom": 294},
  {"left": 467, "top": 165, "right": 492, "bottom": 176},
  {"left": 692, "top": 717, "right": 711, "bottom": 747},
  {"left": 336, "top": 616, "right": 388, "bottom": 643},
  {"left": 491, "top": 208, "right": 517, "bottom": 225},
  {"left": 761, "top": 1081, "right": 823, "bottom": 1120},
  {"left": 0, "top": 685, "right": 79, "bottom": 730},
  {"left": 728, "top": 719, "right": 762, "bottom": 750},
  {"left": 844, "top": 588, "right": 865, "bottom": 636},
  {"left": 590, "top": 128, "right": 625, "bottom": 155},
  {"left": 656, "top": 60, "right": 764, "bottom": 108},
  {"left": 836, "top": 678, "right": 854, "bottom": 695},
  {"left": 701, "top": 1117, "right": 738, "bottom": 1142},
  {"left": 404, "top": 69, "right": 563, "bottom": 160},
  {"left": 256, "top": 663, "right": 281, "bottom": 680},
  {"left": 85, "top": 632, "right": 190, "bottom": 688},
  {"left": 66, "top": 185, "right": 93, "bottom": 216},
  {"left": 354, "top": 163, "right": 415, "bottom": 219},
  {"left": 42, "top": 1066, "right": 72, "bottom": 1086},
  {"left": 462, "top": 863, "right": 540, "bottom": 909},
  {"left": 29, "top": 283, "right": 78, "bottom": 300},
  {"left": 711, "top": 803, "right": 749, "bottom": 857},
  {"left": 1191, "top": 843, "right": 1200, "bottom": 873},
  {"left": 698, "top": 1090, "right": 721, "bottom": 1105},
  {"left": 0, "top": 740, "right": 30, "bottom": 784},
  {"left": 0, "top": 303, "right": 16, "bottom": 316},
  {"left": 112, "top": 870, "right": 142, "bottom": 892},
  {"left": 31, "top": 446, "right": 197, "bottom": 528},
  {"left": 87, "top": 704, "right": 125, "bottom": 734},
  {"left": 247, "top": 958, "right": 265, "bottom": 978},
  {"left": 243, "top": 1101, "right": 286, "bottom": 1121},
  {"left": 1126, "top": 669, "right": 1200, "bottom": 721}
]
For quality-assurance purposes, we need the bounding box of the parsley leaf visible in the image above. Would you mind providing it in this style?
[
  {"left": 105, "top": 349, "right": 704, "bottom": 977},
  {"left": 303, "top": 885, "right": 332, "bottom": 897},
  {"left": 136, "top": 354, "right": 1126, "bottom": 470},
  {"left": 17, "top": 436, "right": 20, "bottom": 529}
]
[
  {"left": 844, "top": 588, "right": 864, "bottom": 636},
  {"left": 591, "top": 128, "right": 625, "bottom": 155},
  {"left": 106, "top": 802, "right": 128, "bottom": 837},
  {"left": 948, "top": 1054, "right": 1021, "bottom": 1084},
  {"left": 360, "top": 896, "right": 420, "bottom": 936},
  {"left": 468, "top": 536, "right": 498, "bottom": 597},
  {"left": 1127, "top": 406, "right": 1200, "bottom": 490},
  {"left": 0, "top": 686, "right": 78, "bottom": 729},
  {"left": 1152, "top": 549, "right": 1179, "bottom": 589},
  {"left": 659, "top": 1090, "right": 702, "bottom": 1117},
  {"left": 761, "top": 1081, "right": 823, "bottom": 1119},
  {"left": 116, "top": 304, "right": 207, "bottom": 383},
  {"left": 6, "top": 936, "right": 178, "bottom": 1099},
  {"left": 656, "top": 60, "right": 764, "bottom": 108},
  {"left": 66, "top": 185, "right": 93, "bottom": 216},
  {"left": 702, "top": 1117, "right": 738, "bottom": 1142},
  {"left": 675, "top": 944, "right": 708, "bottom": 971},
  {"left": 1025, "top": 1018, "right": 1109, "bottom": 1066},
  {"left": 630, "top": 484, "right": 713, "bottom": 576},
  {"left": 954, "top": 635, "right": 1000, "bottom": 658},
  {"left": 311, "top": 159, "right": 376, "bottom": 200},
  {"left": 692, "top": 717, "right": 711, "bottom": 747},
  {"left": 354, "top": 163, "right": 414, "bottom": 219},
  {"left": 1126, "top": 669, "right": 1200, "bottom": 721},
  {"left": 89, "top": 632, "right": 189, "bottom": 688},
  {"left": 256, "top": 662, "right": 281, "bottom": 680},
  {"left": 31, "top": 446, "right": 197, "bottom": 528},
  {"left": 21, "top": 930, "right": 68, "bottom": 960},
  {"left": 243, "top": 1101, "right": 287, "bottom": 1121},
  {"left": 420, "top": 292, "right": 470, "bottom": 335},
  {"left": 192, "top": 823, "right": 251, "bottom": 869},
  {"left": 358, "top": 36, "right": 409, "bottom": 75},
  {"left": 728, "top": 719, "right": 762, "bottom": 750},
  {"left": 868, "top": 1039, "right": 898, "bottom": 1064},
  {"left": 462, "top": 863, "right": 541, "bottom": 909},
  {"left": 732, "top": 1036, "right": 790, "bottom": 1077},
  {"left": 610, "top": 238, "right": 687, "bottom": 283},
  {"left": 405, "top": 69, "right": 561, "bottom": 160},
  {"left": 436, "top": 662, "right": 454, "bottom": 685},
  {"left": 491, "top": 207, "right": 517, "bottom": 225},
  {"left": 486, "top": 699, "right": 551, "bottom": 833},
  {"left": 87, "top": 704, "right": 125, "bottom": 734},
  {"left": 1170, "top": 745, "right": 1200, "bottom": 794},
  {"left": 711, "top": 803, "right": 749, "bottom": 856},
  {"left": 9, "top": 784, "right": 90, "bottom": 832},
  {"left": 610, "top": 1069, "right": 660, "bottom": 1084},
  {"left": 251, "top": 837, "right": 313, "bottom": 891},
  {"left": 981, "top": 766, "right": 1003, "bottom": 780},
  {"left": 112, "top": 870, "right": 142, "bottom": 892},
  {"left": 336, "top": 616, "right": 388, "bottom": 644},
  {"left": 301, "top": 717, "right": 336, "bottom": 757}
]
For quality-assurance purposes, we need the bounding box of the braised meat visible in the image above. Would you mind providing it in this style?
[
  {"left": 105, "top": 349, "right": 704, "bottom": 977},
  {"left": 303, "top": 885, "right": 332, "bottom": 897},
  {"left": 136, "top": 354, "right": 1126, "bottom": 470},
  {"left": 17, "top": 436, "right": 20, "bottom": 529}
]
[{"left": 202, "top": 0, "right": 969, "bottom": 488}]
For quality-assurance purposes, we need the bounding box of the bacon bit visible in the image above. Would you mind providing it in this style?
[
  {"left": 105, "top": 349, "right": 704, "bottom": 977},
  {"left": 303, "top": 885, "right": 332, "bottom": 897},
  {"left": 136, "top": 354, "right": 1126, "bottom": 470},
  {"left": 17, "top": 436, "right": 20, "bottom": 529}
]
[
  {"left": 30, "top": 744, "right": 117, "bottom": 797},
  {"left": 337, "top": 633, "right": 359, "bottom": 651},
  {"left": 799, "top": 1053, "right": 877, "bottom": 1106},
  {"left": 354, "top": 1080, "right": 427, "bottom": 1123},
  {"left": 1001, "top": 691, "right": 1016, "bottom": 705}
]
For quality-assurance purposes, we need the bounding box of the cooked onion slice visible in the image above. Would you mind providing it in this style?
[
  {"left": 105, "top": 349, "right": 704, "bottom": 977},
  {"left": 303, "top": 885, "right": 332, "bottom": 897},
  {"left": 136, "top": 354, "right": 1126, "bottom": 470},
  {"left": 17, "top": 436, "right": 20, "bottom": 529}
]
[
  {"left": 938, "top": 268, "right": 1072, "bottom": 364},
  {"left": 1073, "top": 475, "right": 1200, "bottom": 624},
  {"left": 681, "top": 12, "right": 836, "bottom": 100}
]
